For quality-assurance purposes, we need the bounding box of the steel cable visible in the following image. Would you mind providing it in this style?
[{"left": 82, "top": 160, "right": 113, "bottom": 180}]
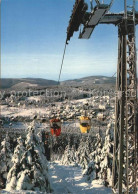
[{"left": 58, "top": 39, "right": 68, "bottom": 85}]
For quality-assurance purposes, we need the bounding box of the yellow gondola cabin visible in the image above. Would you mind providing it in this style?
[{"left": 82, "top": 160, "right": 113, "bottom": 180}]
[{"left": 79, "top": 116, "right": 91, "bottom": 133}]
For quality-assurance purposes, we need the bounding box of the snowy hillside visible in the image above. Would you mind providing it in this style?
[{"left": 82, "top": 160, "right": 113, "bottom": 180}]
[
  {"left": 0, "top": 120, "right": 114, "bottom": 193},
  {"left": 1, "top": 161, "right": 112, "bottom": 194},
  {"left": 49, "top": 161, "right": 112, "bottom": 194},
  {"left": 0, "top": 87, "right": 115, "bottom": 193}
]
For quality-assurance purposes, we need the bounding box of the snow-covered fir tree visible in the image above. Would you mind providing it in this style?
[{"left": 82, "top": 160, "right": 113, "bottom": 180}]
[
  {"left": 83, "top": 161, "right": 96, "bottom": 182},
  {"left": 83, "top": 133, "right": 103, "bottom": 181},
  {"left": 61, "top": 136, "right": 95, "bottom": 169},
  {"left": 75, "top": 136, "right": 92, "bottom": 169},
  {"left": 61, "top": 145, "right": 77, "bottom": 166},
  {"left": 5, "top": 136, "right": 26, "bottom": 190},
  {"left": 60, "top": 124, "right": 113, "bottom": 187},
  {"left": 6, "top": 121, "right": 51, "bottom": 192},
  {"left": 0, "top": 134, "right": 13, "bottom": 189},
  {"left": 98, "top": 123, "right": 114, "bottom": 186},
  {"left": 84, "top": 123, "right": 114, "bottom": 186}
]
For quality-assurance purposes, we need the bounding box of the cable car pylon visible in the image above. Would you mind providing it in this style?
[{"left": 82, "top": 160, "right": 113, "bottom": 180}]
[{"left": 65, "top": 0, "right": 138, "bottom": 193}]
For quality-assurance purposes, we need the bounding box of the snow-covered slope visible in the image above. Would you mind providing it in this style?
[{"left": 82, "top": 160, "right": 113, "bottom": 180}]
[
  {"left": 49, "top": 161, "right": 112, "bottom": 194},
  {"left": 1, "top": 160, "right": 112, "bottom": 194}
]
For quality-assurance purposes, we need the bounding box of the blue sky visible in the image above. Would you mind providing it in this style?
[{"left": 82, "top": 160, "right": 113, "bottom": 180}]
[{"left": 1, "top": 0, "right": 138, "bottom": 80}]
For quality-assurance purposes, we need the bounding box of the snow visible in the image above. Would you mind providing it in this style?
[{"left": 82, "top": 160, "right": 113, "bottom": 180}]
[
  {"left": 1, "top": 190, "right": 44, "bottom": 194},
  {"left": 72, "top": 98, "right": 91, "bottom": 105},
  {"left": 1, "top": 160, "right": 112, "bottom": 194},
  {"left": 49, "top": 161, "right": 112, "bottom": 194},
  {"left": 5, "top": 122, "right": 51, "bottom": 193},
  {"left": 27, "top": 96, "right": 41, "bottom": 102},
  {"left": 1, "top": 105, "right": 48, "bottom": 118}
]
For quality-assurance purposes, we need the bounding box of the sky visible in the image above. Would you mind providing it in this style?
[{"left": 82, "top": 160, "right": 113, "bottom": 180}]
[{"left": 1, "top": 0, "right": 138, "bottom": 81}]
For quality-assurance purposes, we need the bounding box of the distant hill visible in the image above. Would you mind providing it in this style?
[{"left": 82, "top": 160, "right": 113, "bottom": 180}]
[
  {"left": 61, "top": 76, "right": 116, "bottom": 86},
  {"left": 0, "top": 76, "right": 117, "bottom": 89},
  {"left": 0, "top": 78, "right": 58, "bottom": 89}
]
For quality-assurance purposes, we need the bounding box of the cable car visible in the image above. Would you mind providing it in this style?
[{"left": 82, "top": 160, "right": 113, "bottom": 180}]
[
  {"left": 50, "top": 118, "right": 61, "bottom": 137},
  {"left": 80, "top": 116, "right": 91, "bottom": 133}
]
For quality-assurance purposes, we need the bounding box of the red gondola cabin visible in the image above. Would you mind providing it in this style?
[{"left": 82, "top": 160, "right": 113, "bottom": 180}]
[{"left": 50, "top": 118, "right": 61, "bottom": 137}]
